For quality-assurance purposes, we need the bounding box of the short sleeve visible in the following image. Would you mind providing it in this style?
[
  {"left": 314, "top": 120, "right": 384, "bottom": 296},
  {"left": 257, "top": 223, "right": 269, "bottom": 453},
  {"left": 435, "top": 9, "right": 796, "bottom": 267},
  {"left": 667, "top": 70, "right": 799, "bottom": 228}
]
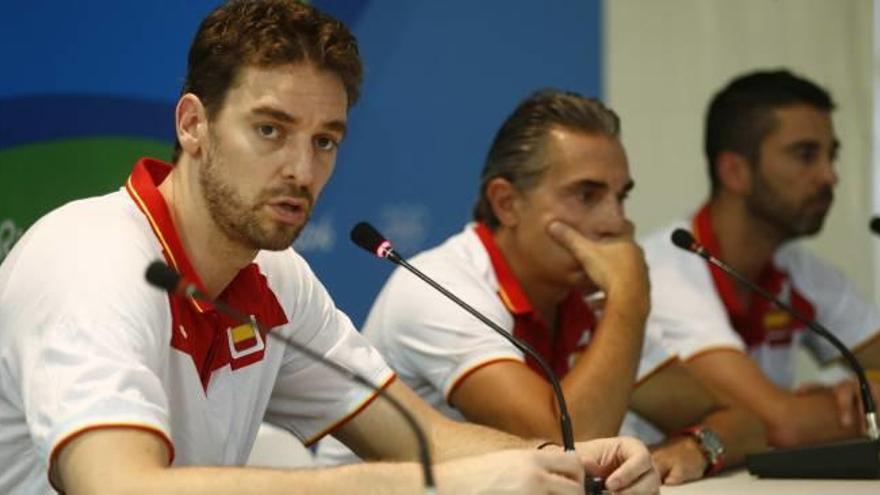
[
  {"left": 642, "top": 227, "right": 746, "bottom": 361},
  {"left": 0, "top": 203, "right": 174, "bottom": 471},
  {"left": 262, "top": 253, "right": 394, "bottom": 445},
  {"left": 364, "top": 259, "right": 523, "bottom": 403},
  {"left": 782, "top": 247, "right": 880, "bottom": 363}
]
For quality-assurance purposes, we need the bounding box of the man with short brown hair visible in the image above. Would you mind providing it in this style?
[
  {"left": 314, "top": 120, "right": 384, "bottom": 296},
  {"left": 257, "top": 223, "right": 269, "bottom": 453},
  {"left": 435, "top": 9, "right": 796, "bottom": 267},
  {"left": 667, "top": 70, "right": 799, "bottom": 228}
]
[{"left": 0, "top": 2, "right": 658, "bottom": 494}]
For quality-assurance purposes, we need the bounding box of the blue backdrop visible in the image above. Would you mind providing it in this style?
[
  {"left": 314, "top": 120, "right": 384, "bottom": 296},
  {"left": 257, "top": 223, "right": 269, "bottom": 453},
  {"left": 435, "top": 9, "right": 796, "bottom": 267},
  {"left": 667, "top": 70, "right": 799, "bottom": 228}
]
[{"left": 0, "top": 0, "right": 601, "bottom": 325}]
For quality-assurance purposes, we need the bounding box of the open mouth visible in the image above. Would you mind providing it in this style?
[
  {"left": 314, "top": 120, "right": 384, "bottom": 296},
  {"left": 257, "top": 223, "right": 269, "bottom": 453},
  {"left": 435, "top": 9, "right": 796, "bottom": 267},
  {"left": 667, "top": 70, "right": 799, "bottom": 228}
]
[{"left": 268, "top": 198, "right": 309, "bottom": 225}]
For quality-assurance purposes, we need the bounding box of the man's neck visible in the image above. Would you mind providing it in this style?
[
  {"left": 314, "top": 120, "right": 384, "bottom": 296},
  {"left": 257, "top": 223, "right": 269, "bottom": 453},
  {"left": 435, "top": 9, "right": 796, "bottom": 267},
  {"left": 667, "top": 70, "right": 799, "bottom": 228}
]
[
  {"left": 493, "top": 229, "right": 567, "bottom": 329},
  {"left": 709, "top": 195, "right": 784, "bottom": 283},
  {"left": 158, "top": 162, "right": 257, "bottom": 299}
]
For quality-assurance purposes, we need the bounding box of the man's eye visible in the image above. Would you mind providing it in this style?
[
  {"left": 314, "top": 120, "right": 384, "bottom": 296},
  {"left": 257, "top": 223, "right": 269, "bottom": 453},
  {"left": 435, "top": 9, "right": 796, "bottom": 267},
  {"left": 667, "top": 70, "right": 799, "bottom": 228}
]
[
  {"left": 798, "top": 150, "right": 818, "bottom": 164},
  {"left": 257, "top": 124, "right": 279, "bottom": 139},
  {"left": 315, "top": 136, "right": 338, "bottom": 151}
]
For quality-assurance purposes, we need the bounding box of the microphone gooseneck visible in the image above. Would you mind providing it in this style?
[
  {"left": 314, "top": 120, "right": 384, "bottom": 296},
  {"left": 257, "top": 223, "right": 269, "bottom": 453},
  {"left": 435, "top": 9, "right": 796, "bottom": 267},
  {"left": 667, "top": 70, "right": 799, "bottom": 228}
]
[
  {"left": 145, "top": 261, "right": 438, "bottom": 494},
  {"left": 670, "top": 228, "right": 879, "bottom": 440},
  {"left": 349, "top": 223, "right": 577, "bottom": 452}
]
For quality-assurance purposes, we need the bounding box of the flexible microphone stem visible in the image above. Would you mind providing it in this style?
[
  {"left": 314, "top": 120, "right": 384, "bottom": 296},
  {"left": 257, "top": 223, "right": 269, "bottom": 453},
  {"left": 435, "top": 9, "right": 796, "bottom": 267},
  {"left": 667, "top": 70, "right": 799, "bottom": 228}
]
[
  {"left": 349, "top": 223, "right": 576, "bottom": 452},
  {"left": 392, "top": 253, "right": 577, "bottom": 452},
  {"left": 671, "top": 229, "right": 879, "bottom": 440},
  {"left": 145, "top": 261, "right": 437, "bottom": 494}
]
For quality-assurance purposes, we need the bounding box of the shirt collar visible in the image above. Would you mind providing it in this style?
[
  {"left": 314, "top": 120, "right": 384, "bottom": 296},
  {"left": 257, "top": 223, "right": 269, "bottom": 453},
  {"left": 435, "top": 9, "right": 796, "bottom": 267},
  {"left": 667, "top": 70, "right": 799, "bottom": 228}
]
[
  {"left": 473, "top": 222, "right": 534, "bottom": 316},
  {"left": 125, "top": 157, "right": 214, "bottom": 313}
]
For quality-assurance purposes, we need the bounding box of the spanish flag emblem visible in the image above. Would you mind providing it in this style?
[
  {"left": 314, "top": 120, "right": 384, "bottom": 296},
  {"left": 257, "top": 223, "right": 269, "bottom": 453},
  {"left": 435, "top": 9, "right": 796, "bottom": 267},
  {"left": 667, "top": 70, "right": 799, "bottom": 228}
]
[{"left": 229, "top": 323, "right": 259, "bottom": 353}]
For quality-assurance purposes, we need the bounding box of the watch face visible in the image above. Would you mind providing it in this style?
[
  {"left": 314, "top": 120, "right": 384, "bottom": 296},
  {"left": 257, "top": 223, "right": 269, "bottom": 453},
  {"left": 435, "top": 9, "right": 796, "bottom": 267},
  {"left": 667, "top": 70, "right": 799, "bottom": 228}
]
[{"left": 697, "top": 427, "right": 725, "bottom": 462}]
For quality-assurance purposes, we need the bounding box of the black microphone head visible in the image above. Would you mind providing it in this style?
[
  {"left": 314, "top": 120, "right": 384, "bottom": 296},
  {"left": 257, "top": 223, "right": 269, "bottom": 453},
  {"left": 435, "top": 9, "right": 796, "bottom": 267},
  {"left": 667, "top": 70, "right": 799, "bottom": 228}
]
[
  {"left": 870, "top": 217, "right": 880, "bottom": 236},
  {"left": 350, "top": 222, "right": 393, "bottom": 258},
  {"left": 670, "top": 228, "right": 697, "bottom": 252},
  {"left": 145, "top": 260, "right": 181, "bottom": 292}
]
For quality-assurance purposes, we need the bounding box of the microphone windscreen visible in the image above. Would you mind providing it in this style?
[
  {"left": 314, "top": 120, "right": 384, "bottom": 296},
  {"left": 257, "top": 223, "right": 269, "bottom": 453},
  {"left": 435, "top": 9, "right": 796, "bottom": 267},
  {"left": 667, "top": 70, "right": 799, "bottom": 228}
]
[
  {"left": 870, "top": 217, "right": 880, "bottom": 236},
  {"left": 670, "top": 228, "right": 697, "bottom": 252},
  {"left": 350, "top": 222, "right": 388, "bottom": 255},
  {"left": 145, "top": 260, "right": 181, "bottom": 292}
]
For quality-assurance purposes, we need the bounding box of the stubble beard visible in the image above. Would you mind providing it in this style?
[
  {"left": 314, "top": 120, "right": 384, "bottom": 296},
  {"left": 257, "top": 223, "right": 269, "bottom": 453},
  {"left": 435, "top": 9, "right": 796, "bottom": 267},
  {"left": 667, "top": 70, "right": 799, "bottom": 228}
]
[
  {"left": 199, "top": 145, "right": 309, "bottom": 252},
  {"left": 745, "top": 170, "right": 832, "bottom": 241}
]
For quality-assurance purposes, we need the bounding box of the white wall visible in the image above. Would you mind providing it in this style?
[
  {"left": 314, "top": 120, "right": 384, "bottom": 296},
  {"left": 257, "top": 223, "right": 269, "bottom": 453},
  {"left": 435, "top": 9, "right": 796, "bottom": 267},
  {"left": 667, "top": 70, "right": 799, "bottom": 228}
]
[{"left": 604, "top": 0, "right": 875, "bottom": 303}]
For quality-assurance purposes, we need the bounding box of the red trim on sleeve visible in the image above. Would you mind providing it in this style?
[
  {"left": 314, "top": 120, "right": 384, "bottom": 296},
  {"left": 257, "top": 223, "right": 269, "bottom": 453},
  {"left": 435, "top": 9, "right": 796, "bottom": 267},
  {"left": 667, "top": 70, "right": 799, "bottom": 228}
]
[
  {"left": 633, "top": 355, "right": 678, "bottom": 388},
  {"left": 446, "top": 356, "right": 525, "bottom": 402},
  {"left": 48, "top": 423, "right": 174, "bottom": 493},
  {"left": 304, "top": 373, "right": 398, "bottom": 446}
]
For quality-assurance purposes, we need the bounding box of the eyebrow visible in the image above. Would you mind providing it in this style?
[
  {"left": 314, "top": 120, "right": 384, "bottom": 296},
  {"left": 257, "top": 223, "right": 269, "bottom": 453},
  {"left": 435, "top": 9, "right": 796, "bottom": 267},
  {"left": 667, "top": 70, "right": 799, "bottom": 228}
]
[
  {"left": 251, "top": 106, "right": 348, "bottom": 137},
  {"left": 784, "top": 138, "right": 841, "bottom": 155},
  {"left": 574, "top": 178, "right": 635, "bottom": 195}
]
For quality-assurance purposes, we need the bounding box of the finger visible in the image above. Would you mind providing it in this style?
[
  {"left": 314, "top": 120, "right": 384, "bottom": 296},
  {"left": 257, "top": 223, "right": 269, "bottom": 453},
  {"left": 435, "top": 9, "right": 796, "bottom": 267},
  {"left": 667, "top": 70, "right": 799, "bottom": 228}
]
[
  {"left": 834, "top": 382, "right": 855, "bottom": 427},
  {"left": 649, "top": 455, "right": 671, "bottom": 482},
  {"left": 546, "top": 221, "right": 594, "bottom": 261},
  {"left": 536, "top": 450, "right": 586, "bottom": 484},
  {"left": 614, "top": 466, "right": 661, "bottom": 495},
  {"left": 794, "top": 382, "right": 822, "bottom": 395},
  {"left": 602, "top": 449, "right": 654, "bottom": 492},
  {"left": 540, "top": 471, "right": 586, "bottom": 495}
]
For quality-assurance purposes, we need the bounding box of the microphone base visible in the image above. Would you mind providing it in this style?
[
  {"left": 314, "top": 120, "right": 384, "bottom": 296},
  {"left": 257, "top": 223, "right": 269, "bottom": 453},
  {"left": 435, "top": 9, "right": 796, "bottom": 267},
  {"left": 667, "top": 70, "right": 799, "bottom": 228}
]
[{"left": 746, "top": 438, "right": 880, "bottom": 479}]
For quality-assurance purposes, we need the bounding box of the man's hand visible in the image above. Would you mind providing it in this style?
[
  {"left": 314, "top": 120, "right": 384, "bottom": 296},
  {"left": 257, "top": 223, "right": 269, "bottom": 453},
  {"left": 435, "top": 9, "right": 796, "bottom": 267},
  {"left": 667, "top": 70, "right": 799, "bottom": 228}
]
[
  {"left": 546, "top": 220, "right": 649, "bottom": 309},
  {"left": 650, "top": 435, "right": 707, "bottom": 486},
  {"left": 795, "top": 378, "right": 880, "bottom": 431},
  {"left": 436, "top": 449, "right": 585, "bottom": 495},
  {"left": 575, "top": 437, "right": 660, "bottom": 494}
]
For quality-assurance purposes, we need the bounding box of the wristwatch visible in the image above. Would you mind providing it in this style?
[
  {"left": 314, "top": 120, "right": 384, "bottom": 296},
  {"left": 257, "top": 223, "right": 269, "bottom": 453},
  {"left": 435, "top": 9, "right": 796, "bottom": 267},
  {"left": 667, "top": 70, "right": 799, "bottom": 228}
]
[{"left": 681, "top": 425, "right": 725, "bottom": 475}]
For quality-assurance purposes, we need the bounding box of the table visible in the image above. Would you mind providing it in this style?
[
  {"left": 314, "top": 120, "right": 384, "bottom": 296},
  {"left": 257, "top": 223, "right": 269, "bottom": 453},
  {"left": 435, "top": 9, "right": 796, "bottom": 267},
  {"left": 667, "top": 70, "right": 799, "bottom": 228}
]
[{"left": 661, "top": 468, "right": 880, "bottom": 494}]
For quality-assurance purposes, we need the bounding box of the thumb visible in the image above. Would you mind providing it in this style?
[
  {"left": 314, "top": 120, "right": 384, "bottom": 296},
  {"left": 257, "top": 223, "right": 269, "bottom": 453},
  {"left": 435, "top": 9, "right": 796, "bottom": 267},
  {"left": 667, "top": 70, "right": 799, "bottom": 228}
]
[{"left": 547, "top": 221, "right": 594, "bottom": 259}]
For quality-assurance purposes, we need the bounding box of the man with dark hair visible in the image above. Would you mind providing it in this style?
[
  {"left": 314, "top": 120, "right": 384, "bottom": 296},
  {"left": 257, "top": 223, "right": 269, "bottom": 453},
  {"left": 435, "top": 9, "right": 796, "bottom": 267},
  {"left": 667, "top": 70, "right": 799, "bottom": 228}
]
[
  {"left": 0, "top": 2, "right": 659, "bottom": 494},
  {"left": 641, "top": 69, "right": 880, "bottom": 448},
  {"left": 318, "top": 89, "right": 764, "bottom": 485}
]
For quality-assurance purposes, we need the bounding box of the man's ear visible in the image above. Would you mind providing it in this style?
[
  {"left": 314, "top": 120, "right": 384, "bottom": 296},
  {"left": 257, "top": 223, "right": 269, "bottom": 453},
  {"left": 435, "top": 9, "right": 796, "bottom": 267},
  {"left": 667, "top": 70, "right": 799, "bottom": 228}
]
[
  {"left": 175, "top": 93, "right": 209, "bottom": 160},
  {"left": 485, "top": 177, "right": 522, "bottom": 228},
  {"left": 715, "top": 150, "right": 753, "bottom": 195}
]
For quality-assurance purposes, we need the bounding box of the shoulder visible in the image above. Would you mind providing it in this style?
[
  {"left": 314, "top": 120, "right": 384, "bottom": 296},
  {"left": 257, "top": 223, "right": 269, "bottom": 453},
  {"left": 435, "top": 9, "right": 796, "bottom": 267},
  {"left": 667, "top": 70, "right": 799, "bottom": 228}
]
[
  {"left": 639, "top": 218, "right": 710, "bottom": 290},
  {"left": 774, "top": 242, "right": 861, "bottom": 301},
  {"left": 382, "top": 225, "right": 499, "bottom": 306},
  {"left": 0, "top": 190, "right": 169, "bottom": 340}
]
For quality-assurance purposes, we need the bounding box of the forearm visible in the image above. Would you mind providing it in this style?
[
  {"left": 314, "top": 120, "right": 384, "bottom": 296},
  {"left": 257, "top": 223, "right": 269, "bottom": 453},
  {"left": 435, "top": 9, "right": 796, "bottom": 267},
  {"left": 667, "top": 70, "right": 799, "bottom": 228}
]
[
  {"left": 563, "top": 294, "right": 647, "bottom": 439},
  {"left": 64, "top": 462, "right": 428, "bottom": 495},
  {"left": 427, "top": 414, "right": 540, "bottom": 461}
]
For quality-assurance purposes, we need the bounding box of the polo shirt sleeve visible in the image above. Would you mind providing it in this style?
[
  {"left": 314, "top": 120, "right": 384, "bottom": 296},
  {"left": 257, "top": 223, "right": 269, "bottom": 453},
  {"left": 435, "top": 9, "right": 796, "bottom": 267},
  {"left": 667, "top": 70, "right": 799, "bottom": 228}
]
[
  {"left": 0, "top": 207, "right": 174, "bottom": 473},
  {"left": 635, "top": 319, "right": 677, "bottom": 382},
  {"left": 262, "top": 253, "right": 395, "bottom": 446},
  {"left": 642, "top": 230, "right": 746, "bottom": 361},
  {"left": 363, "top": 259, "right": 524, "bottom": 403},
  {"left": 784, "top": 247, "right": 880, "bottom": 363}
]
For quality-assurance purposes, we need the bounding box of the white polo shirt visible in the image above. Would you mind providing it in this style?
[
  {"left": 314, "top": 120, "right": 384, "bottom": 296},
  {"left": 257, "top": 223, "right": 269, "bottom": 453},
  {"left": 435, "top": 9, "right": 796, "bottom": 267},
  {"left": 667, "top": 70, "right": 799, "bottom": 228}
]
[
  {"left": 0, "top": 158, "right": 394, "bottom": 494},
  {"left": 317, "top": 222, "right": 673, "bottom": 464},
  {"left": 641, "top": 204, "right": 880, "bottom": 388}
]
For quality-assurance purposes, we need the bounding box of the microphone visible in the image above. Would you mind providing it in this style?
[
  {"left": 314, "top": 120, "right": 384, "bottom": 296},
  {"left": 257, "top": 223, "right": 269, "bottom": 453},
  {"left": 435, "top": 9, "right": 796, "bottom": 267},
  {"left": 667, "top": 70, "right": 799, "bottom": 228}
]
[
  {"left": 870, "top": 217, "right": 880, "bottom": 236},
  {"left": 351, "top": 223, "right": 607, "bottom": 494},
  {"left": 670, "top": 228, "right": 880, "bottom": 478},
  {"left": 145, "top": 261, "right": 437, "bottom": 494},
  {"left": 350, "top": 222, "right": 575, "bottom": 450}
]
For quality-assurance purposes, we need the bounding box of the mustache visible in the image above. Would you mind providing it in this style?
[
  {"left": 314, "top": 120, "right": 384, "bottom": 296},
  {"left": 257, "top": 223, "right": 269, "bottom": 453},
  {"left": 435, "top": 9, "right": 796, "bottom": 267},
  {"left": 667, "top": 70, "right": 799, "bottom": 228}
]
[
  {"left": 261, "top": 185, "right": 314, "bottom": 209},
  {"left": 809, "top": 187, "right": 834, "bottom": 204}
]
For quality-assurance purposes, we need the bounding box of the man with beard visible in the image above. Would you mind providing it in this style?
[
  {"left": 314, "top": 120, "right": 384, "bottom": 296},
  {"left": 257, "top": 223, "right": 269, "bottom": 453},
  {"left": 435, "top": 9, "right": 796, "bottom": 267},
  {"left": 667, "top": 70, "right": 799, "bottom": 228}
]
[
  {"left": 318, "top": 89, "right": 765, "bottom": 485},
  {"left": 640, "top": 69, "right": 880, "bottom": 448},
  {"left": 0, "top": 1, "right": 660, "bottom": 494}
]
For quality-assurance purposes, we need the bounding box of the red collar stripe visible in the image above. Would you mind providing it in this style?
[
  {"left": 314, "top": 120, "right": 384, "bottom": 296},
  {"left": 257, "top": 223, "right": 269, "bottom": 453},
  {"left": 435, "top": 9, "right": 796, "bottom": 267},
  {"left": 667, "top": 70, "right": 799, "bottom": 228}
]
[
  {"left": 124, "top": 158, "right": 212, "bottom": 313},
  {"left": 473, "top": 223, "right": 533, "bottom": 315}
]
